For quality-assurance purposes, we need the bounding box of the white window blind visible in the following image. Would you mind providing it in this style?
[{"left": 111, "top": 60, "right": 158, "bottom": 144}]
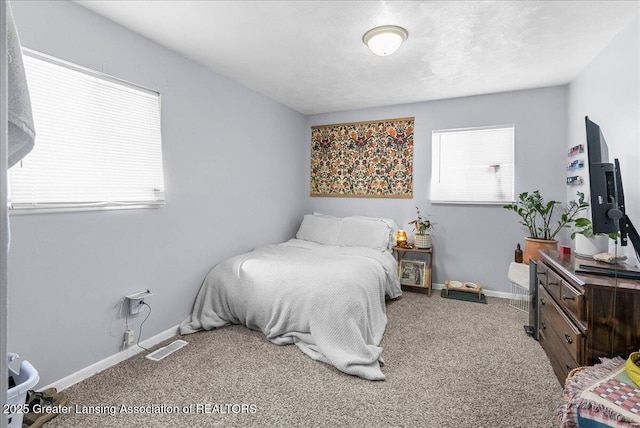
[
  {"left": 8, "top": 49, "right": 165, "bottom": 213},
  {"left": 430, "top": 125, "right": 514, "bottom": 204}
]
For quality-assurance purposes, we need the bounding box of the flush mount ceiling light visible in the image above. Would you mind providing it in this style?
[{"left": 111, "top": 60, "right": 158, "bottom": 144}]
[{"left": 362, "top": 25, "right": 408, "bottom": 56}]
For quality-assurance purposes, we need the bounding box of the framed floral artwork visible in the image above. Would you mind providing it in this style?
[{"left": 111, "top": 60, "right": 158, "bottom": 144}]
[{"left": 310, "top": 117, "right": 414, "bottom": 198}]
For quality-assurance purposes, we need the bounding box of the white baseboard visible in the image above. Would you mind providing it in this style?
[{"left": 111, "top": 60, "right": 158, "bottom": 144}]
[
  {"left": 41, "top": 324, "right": 180, "bottom": 392},
  {"left": 432, "top": 282, "right": 512, "bottom": 300},
  {"left": 43, "top": 285, "right": 513, "bottom": 392}
]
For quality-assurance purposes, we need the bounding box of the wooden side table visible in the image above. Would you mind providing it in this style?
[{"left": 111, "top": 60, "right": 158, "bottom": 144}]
[{"left": 393, "top": 245, "right": 433, "bottom": 297}]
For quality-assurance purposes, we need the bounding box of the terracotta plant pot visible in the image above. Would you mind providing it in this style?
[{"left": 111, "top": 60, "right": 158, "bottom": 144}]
[{"left": 523, "top": 237, "right": 558, "bottom": 264}]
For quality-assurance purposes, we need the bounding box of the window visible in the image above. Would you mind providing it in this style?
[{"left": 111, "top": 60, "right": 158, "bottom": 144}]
[
  {"left": 8, "top": 49, "right": 165, "bottom": 213},
  {"left": 430, "top": 125, "right": 514, "bottom": 204}
]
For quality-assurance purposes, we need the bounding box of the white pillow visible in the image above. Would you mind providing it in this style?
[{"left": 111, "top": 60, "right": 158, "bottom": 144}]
[
  {"left": 295, "top": 214, "right": 342, "bottom": 245},
  {"left": 352, "top": 215, "right": 399, "bottom": 249},
  {"left": 336, "top": 217, "right": 394, "bottom": 250},
  {"left": 312, "top": 212, "right": 335, "bottom": 218}
]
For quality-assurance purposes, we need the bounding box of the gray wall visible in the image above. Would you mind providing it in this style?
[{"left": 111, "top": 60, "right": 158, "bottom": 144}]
[
  {"left": 8, "top": 1, "right": 307, "bottom": 387},
  {"left": 567, "top": 13, "right": 640, "bottom": 266},
  {"left": 306, "top": 87, "right": 569, "bottom": 292}
]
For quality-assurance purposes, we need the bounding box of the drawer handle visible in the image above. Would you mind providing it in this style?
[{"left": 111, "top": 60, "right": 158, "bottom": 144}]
[
  {"left": 538, "top": 271, "right": 547, "bottom": 277},
  {"left": 564, "top": 333, "right": 573, "bottom": 344},
  {"left": 549, "top": 281, "right": 559, "bottom": 287},
  {"left": 566, "top": 364, "right": 574, "bottom": 371},
  {"left": 562, "top": 296, "right": 576, "bottom": 301},
  {"left": 541, "top": 322, "right": 547, "bottom": 330},
  {"left": 540, "top": 298, "right": 545, "bottom": 306}
]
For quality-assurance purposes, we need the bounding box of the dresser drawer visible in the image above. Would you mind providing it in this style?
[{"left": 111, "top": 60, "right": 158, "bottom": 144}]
[
  {"left": 544, "top": 268, "right": 563, "bottom": 302},
  {"left": 536, "top": 262, "right": 549, "bottom": 291},
  {"left": 539, "top": 286, "right": 583, "bottom": 363},
  {"left": 538, "top": 328, "right": 579, "bottom": 383},
  {"left": 560, "top": 281, "right": 584, "bottom": 323}
]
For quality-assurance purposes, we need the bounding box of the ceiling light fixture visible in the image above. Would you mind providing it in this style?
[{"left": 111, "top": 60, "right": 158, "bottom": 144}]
[{"left": 362, "top": 25, "right": 408, "bottom": 56}]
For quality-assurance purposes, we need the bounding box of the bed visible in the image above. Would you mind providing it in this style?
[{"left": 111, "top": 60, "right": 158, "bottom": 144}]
[{"left": 179, "top": 214, "right": 402, "bottom": 380}]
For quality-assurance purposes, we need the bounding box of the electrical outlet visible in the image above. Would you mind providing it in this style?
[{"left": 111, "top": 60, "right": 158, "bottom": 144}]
[
  {"left": 125, "top": 290, "right": 153, "bottom": 315},
  {"left": 123, "top": 329, "right": 135, "bottom": 348},
  {"left": 130, "top": 298, "right": 145, "bottom": 315},
  {"left": 126, "top": 329, "right": 134, "bottom": 345}
]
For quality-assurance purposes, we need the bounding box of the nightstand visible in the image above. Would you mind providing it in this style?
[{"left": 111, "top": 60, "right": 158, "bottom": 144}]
[{"left": 393, "top": 245, "right": 433, "bottom": 297}]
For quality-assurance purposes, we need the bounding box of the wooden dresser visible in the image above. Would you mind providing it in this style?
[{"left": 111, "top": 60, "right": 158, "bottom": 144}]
[{"left": 536, "top": 250, "right": 640, "bottom": 384}]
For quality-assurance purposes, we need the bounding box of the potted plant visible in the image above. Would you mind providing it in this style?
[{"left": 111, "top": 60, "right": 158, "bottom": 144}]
[
  {"left": 504, "top": 191, "right": 588, "bottom": 263},
  {"left": 408, "top": 206, "right": 433, "bottom": 249},
  {"left": 570, "top": 217, "right": 616, "bottom": 257}
]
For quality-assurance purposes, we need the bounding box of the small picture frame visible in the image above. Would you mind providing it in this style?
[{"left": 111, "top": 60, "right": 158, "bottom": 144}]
[{"left": 399, "top": 260, "right": 426, "bottom": 287}]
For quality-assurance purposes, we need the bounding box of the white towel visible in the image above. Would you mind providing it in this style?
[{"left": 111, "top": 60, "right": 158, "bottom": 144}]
[
  {"left": 7, "top": 1, "right": 35, "bottom": 168},
  {"left": 508, "top": 262, "right": 530, "bottom": 289}
]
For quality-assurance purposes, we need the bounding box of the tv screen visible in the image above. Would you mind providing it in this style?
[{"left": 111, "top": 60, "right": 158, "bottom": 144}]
[
  {"left": 579, "top": 117, "right": 640, "bottom": 277},
  {"left": 585, "top": 116, "right": 620, "bottom": 234}
]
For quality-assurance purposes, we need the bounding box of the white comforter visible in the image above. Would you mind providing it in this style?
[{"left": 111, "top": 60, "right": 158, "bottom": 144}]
[{"left": 179, "top": 239, "right": 401, "bottom": 380}]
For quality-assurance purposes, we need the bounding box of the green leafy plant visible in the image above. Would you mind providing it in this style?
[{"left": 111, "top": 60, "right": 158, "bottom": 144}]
[
  {"left": 408, "top": 206, "right": 433, "bottom": 234},
  {"left": 570, "top": 217, "right": 619, "bottom": 240},
  {"left": 504, "top": 191, "right": 588, "bottom": 240}
]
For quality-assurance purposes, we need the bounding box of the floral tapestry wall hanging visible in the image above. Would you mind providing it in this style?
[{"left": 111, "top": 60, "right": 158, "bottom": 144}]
[{"left": 310, "top": 117, "right": 414, "bottom": 198}]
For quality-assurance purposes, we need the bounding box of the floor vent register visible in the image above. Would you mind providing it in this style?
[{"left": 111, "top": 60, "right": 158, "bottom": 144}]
[{"left": 145, "top": 339, "right": 188, "bottom": 362}]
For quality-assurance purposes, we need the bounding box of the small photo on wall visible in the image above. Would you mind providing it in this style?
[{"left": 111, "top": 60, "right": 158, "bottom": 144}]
[{"left": 399, "top": 260, "right": 426, "bottom": 287}]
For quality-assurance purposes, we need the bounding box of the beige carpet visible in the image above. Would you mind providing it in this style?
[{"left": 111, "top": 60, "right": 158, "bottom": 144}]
[{"left": 46, "top": 292, "right": 562, "bottom": 427}]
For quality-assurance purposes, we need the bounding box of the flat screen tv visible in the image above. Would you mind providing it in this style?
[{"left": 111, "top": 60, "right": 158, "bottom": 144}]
[
  {"left": 583, "top": 116, "right": 640, "bottom": 275},
  {"left": 585, "top": 116, "right": 619, "bottom": 234}
]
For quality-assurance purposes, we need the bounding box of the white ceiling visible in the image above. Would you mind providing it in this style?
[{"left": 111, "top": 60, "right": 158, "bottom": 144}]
[{"left": 74, "top": 1, "right": 640, "bottom": 115}]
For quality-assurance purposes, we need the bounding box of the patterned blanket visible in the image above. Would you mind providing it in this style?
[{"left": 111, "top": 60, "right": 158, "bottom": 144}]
[{"left": 559, "top": 357, "right": 640, "bottom": 427}]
